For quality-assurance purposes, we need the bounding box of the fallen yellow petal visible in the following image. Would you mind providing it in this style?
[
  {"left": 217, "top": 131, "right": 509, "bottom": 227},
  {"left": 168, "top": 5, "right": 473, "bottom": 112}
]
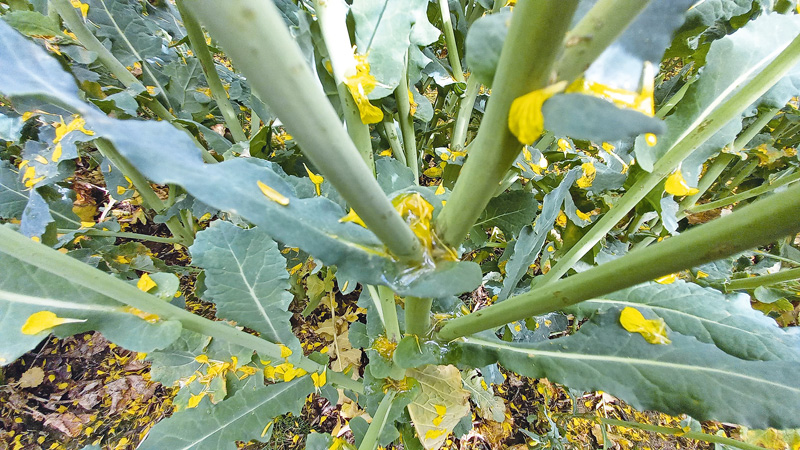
[
  {"left": 508, "top": 81, "right": 567, "bottom": 145},
  {"left": 344, "top": 54, "right": 384, "bottom": 124},
  {"left": 21, "top": 311, "right": 85, "bottom": 335},
  {"left": 257, "top": 181, "right": 290, "bottom": 206},
  {"left": 576, "top": 162, "right": 596, "bottom": 189},
  {"left": 339, "top": 208, "right": 367, "bottom": 228},
  {"left": 664, "top": 170, "right": 699, "bottom": 196},
  {"left": 311, "top": 370, "right": 327, "bottom": 388},
  {"left": 303, "top": 164, "right": 324, "bottom": 196},
  {"left": 619, "top": 307, "right": 671, "bottom": 345},
  {"left": 654, "top": 273, "right": 679, "bottom": 284},
  {"left": 137, "top": 273, "right": 157, "bottom": 292}
]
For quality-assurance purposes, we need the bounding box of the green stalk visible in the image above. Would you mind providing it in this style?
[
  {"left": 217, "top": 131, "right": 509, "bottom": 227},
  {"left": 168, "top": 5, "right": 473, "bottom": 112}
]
[
  {"left": 676, "top": 154, "right": 733, "bottom": 215},
  {"left": 367, "top": 285, "right": 401, "bottom": 342},
  {"left": 451, "top": 75, "right": 480, "bottom": 151},
  {"left": 175, "top": 0, "right": 247, "bottom": 143},
  {"left": 395, "top": 51, "right": 419, "bottom": 182},
  {"left": 686, "top": 170, "right": 800, "bottom": 214},
  {"left": 50, "top": 0, "right": 217, "bottom": 164},
  {"left": 435, "top": 0, "right": 579, "bottom": 247},
  {"left": 723, "top": 266, "right": 800, "bottom": 291},
  {"left": 186, "top": 0, "right": 422, "bottom": 262},
  {"left": 436, "top": 181, "right": 800, "bottom": 341},
  {"left": 567, "top": 415, "right": 767, "bottom": 450},
  {"left": 555, "top": 0, "right": 652, "bottom": 83},
  {"left": 60, "top": 228, "right": 182, "bottom": 244},
  {"left": 540, "top": 32, "right": 800, "bottom": 285},
  {"left": 357, "top": 390, "right": 397, "bottom": 450},
  {"left": 0, "top": 225, "right": 363, "bottom": 393},
  {"left": 405, "top": 297, "right": 434, "bottom": 337},
  {"left": 314, "top": 0, "right": 375, "bottom": 174},
  {"left": 438, "top": 0, "right": 465, "bottom": 83},
  {"left": 656, "top": 77, "right": 696, "bottom": 119},
  {"left": 717, "top": 158, "right": 759, "bottom": 198},
  {"left": 381, "top": 118, "right": 407, "bottom": 166},
  {"left": 94, "top": 139, "right": 194, "bottom": 245}
]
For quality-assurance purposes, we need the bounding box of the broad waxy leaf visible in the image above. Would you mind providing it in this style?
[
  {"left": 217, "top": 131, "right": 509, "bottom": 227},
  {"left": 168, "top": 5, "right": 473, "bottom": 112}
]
[
  {"left": 190, "top": 221, "right": 299, "bottom": 351},
  {"left": 406, "top": 365, "right": 471, "bottom": 450},
  {"left": 499, "top": 169, "right": 581, "bottom": 301},
  {"left": 139, "top": 377, "right": 314, "bottom": 450},
  {"left": 636, "top": 13, "right": 800, "bottom": 181},
  {"left": 475, "top": 190, "right": 539, "bottom": 240},
  {"left": 569, "top": 281, "right": 800, "bottom": 362},
  {"left": 0, "top": 20, "right": 481, "bottom": 299},
  {"left": 352, "top": 0, "right": 440, "bottom": 98},
  {"left": 462, "top": 369, "right": 505, "bottom": 422},
  {"left": 0, "top": 250, "right": 182, "bottom": 365},
  {"left": 0, "top": 160, "right": 28, "bottom": 219},
  {"left": 464, "top": 10, "right": 510, "bottom": 88},
  {"left": 458, "top": 310, "right": 800, "bottom": 429}
]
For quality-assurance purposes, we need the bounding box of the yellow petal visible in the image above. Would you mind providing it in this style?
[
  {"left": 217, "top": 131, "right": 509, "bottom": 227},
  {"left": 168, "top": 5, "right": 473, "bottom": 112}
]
[
  {"left": 619, "top": 307, "right": 671, "bottom": 345},
  {"left": 339, "top": 208, "right": 367, "bottom": 228},
  {"left": 576, "top": 162, "right": 596, "bottom": 189},
  {"left": 257, "top": 181, "right": 290, "bottom": 206},
  {"left": 344, "top": 54, "right": 384, "bottom": 124},
  {"left": 555, "top": 211, "right": 567, "bottom": 227},
  {"left": 303, "top": 164, "right": 324, "bottom": 196},
  {"left": 279, "top": 344, "right": 293, "bottom": 358},
  {"left": 645, "top": 133, "right": 658, "bottom": 147},
  {"left": 70, "top": 0, "right": 89, "bottom": 18},
  {"left": 575, "top": 208, "right": 593, "bottom": 221},
  {"left": 52, "top": 143, "right": 63, "bottom": 162},
  {"left": 311, "top": 370, "right": 327, "bottom": 388},
  {"left": 137, "top": 273, "right": 157, "bottom": 292},
  {"left": 187, "top": 392, "right": 206, "bottom": 409},
  {"left": 696, "top": 270, "right": 709, "bottom": 279},
  {"left": 435, "top": 183, "right": 446, "bottom": 195},
  {"left": 432, "top": 404, "right": 447, "bottom": 426},
  {"left": 21, "top": 311, "right": 85, "bottom": 335},
  {"left": 508, "top": 81, "right": 567, "bottom": 145},
  {"left": 655, "top": 273, "right": 679, "bottom": 284},
  {"left": 664, "top": 170, "right": 699, "bottom": 196},
  {"left": 566, "top": 62, "right": 655, "bottom": 116}
]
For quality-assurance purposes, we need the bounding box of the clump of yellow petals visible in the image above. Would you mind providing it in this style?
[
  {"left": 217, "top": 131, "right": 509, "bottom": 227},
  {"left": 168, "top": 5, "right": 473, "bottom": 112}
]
[
  {"left": 508, "top": 81, "right": 567, "bottom": 145},
  {"left": 555, "top": 211, "right": 567, "bottom": 227},
  {"left": 53, "top": 116, "right": 95, "bottom": 163},
  {"left": 619, "top": 307, "right": 671, "bottom": 345},
  {"left": 339, "top": 208, "right": 367, "bottom": 228},
  {"left": 264, "top": 362, "right": 307, "bottom": 382},
  {"left": 303, "top": 163, "right": 324, "bottom": 196},
  {"left": 664, "top": 170, "right": 699, "bottom": 196},
  {"left": 311, "top": 370, "right": 327, "bottom": 389},
  {"left": 21, "top": 311, "right": 85, "bottom": 335},
  {"left": 70, "top": 0, "right": 89, "bottom": 19},
  {"left": 344, "top": 54, "right": 384, "bottom": 124},
  {"left": 372, "top": 335, "right": 398, "bottom": 359},
  {"left": 576, "top": 162, "right": 596, "bottom": 189}
]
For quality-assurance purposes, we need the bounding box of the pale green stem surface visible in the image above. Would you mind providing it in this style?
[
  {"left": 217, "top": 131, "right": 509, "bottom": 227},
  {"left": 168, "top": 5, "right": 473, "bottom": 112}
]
[
  {"left": 724, "top": 266, "right": 800, "bottom": 291},
  {"left": 405, "top": 297, "right": 433, "bottom": 337},
  {"left": 452, "top": 75, "right": 480, "bottom": 151},
  {"left": 438, "top": 0, "right": 465, "bottom": 83},
  {"left": 382, "top": 118, "right": 407, "bottom": 166},
  {"left": 437, "top": 181, "right": 800, "bottom": 341},
  {"left": 555, "top": 0, "right": 652, "bottom": 83},
  {"left": 0, "top": 226, "right": 363, "bottom": 392},
  {"left": 436, "top": 0, "right": 579, "bottom": 247},
  {"left": 186, "top": 0, "right": 422, "bottom": 262},
  {"left": 175, "top": 0, "right": 247, "bottom": 142},
  {"left": 540, "top": 33, "right": 800, "bottom": 285},
  {"left": 358, "top": 390, "right": 397, "bottom": 450},
  {"left": 687, "top": 170, "right": 800, "bottom": 214},
  {"left": 567, "top": 415, "right": 768, "bottom": 450},
  {"left": 315, "top": 0, "right": 375, "bottom": 173},
  {"left": 395, "top": 52, "right": 419, "bottom": 182},
  {"left": 378, "top": 286, "right": 402, "bottom": 342}
]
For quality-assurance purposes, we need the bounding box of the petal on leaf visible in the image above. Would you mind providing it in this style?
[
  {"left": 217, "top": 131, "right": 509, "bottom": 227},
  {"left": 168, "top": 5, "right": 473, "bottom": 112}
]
[
  {"left": 21, "top": 311, "right": 85, "bottom": 335},
  {"left": 665, "top": 170, "right": 699, "bottom": 196},
  {"left": 508, "top": 81, "right": 567, "bottom": 145},
  {"left": 619, "top": 307, "right": 671, "bottom": 345}
]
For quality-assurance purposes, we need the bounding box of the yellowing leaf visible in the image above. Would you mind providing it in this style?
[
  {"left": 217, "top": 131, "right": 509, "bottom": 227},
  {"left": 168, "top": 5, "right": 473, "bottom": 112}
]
[
  {"left": 619, "top": 307, "right": 671, "bottom": 345},
  {"left": 407, "top": 365, "right": 470, "bottom": 450},
  {"left": 508, "top": 81, "right": 567, "bottom": 145},
  {"left": 576, "top": 162, "right": 596, "bottom": 189},
  {"left": 303, "top": 164, "right": 324, "bottom": 196},
  {"left": 137, "top": 273, "right": 157, "bottom": 292},
  {"left": 423, "top": 166, "right": 443, "bottom": 178},
  {"left": 344, "top": 54, "right": 384, "bottom": 124},
  {"left": 665, "top": 170, "right": 699, "bottom": 196},
  {"left": 339, "top": 208, "right": 367, "bottom": 228},
  {"left": 257, "top": 181, "right": 290, "bottom": 206},
  {"left": 21, "top": 311, "right": 85, "bottom": 335},
  {"left": 432, "top": 404, "right": 447, "bottom": 426}
]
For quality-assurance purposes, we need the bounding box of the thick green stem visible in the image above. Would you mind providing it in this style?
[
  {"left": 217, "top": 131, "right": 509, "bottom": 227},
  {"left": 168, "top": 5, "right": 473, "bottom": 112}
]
[
  {"left": 436, "top": 181, "right": 800, "bottom": 341},
  {"left": 358, "top": 390, "right": 397, "bottom": 450},
  {"left": 687, "top": 170, "right": 800, "bottom": 214},
  {"left": 541, "top": 32, "right": 800, "bottom": 285},
  {"left": 451, "top": 75, "right": 480, "bottom": 151},
  {"left": 315, "top": 0, "right": 375, "bottom": 174},
  {"left": 724, "top": 266, "right": 800, "bottom": 291},
  {"left": 567, "top": 415, "right": 768, "bottom": 450},
  {"left": 438, "top": 0, "right": 465, "bottom": 83},
  {"left": 61, "top": 228, "right": 182, "bottom": 244},
  {"left": 395, "top": 52, "right": 419, "bottom": 182},
  {"left": 435, "top": 0, "right": 579, "bottom": 247},
  {"left": 405, "top": 297, "right": 433, "bottom": 337},
  {"left": 0, "top": 226, "right": 363, "bottom": 392},
  {"left": 382, "top": 118, "right": 407, "bottom": 166},
  {"left": 186, "top": 0, "right": 422, "bottom": 262},
  {"left": 555, "top": 0, "right": 652, "bottom": 83},
  {"left": 175, "top": 0, "right": 247, "bottom": 142}
]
